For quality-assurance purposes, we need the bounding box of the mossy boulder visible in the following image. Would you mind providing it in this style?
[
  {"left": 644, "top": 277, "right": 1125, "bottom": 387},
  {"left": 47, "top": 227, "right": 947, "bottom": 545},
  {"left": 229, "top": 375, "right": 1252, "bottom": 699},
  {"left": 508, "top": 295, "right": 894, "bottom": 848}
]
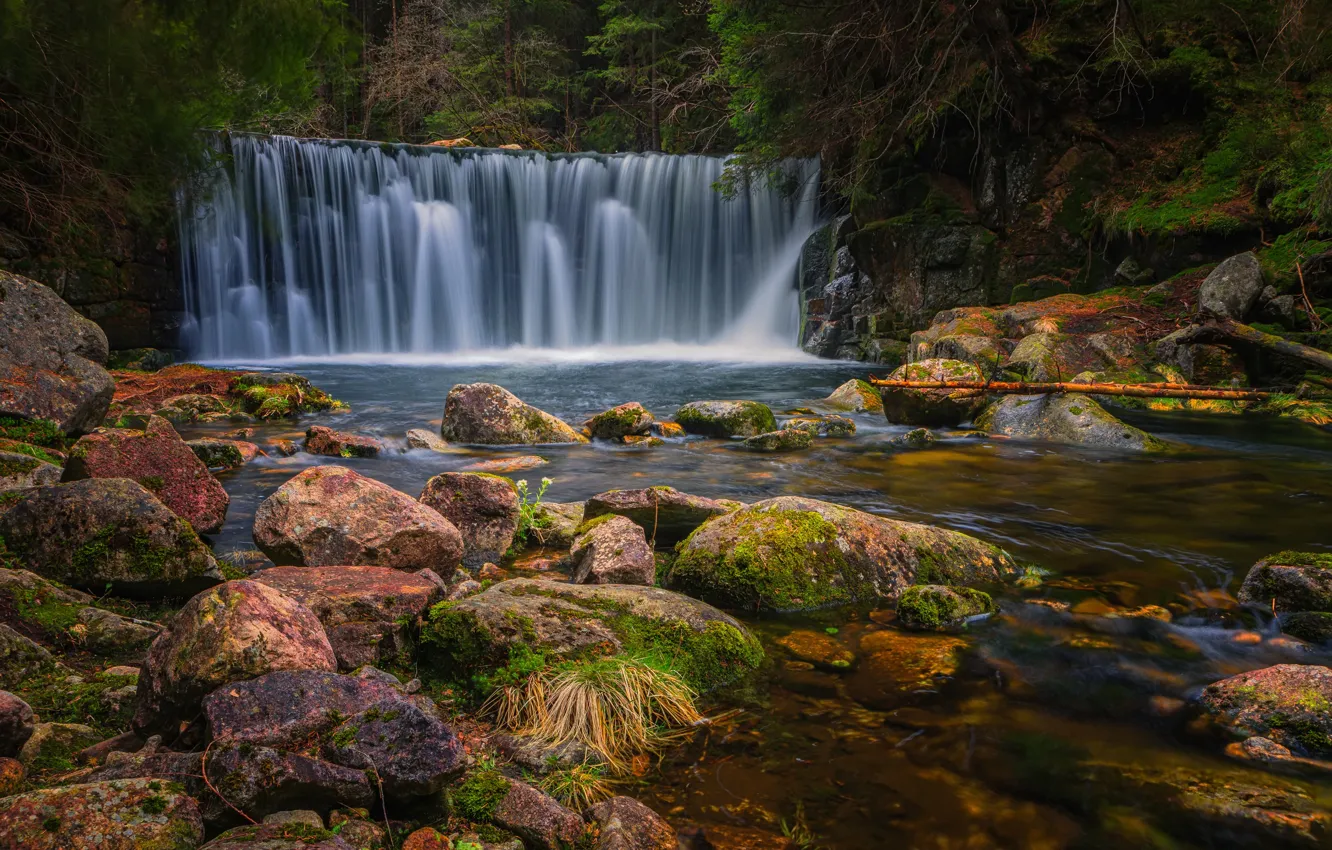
[
  {"left": 1197, "top": 664, "right": 1332, "bottom": 758},
  {"left": 201, "top": 743, "right": 374, "bottom": 829},
  {"left": 253, "top": 466, "right": 464, "bottom": 573},
  {"left": 0, "top": 479, "right": 222, "bottom": 597},
  {"left": 897, "top": 585, "right": 995, "bottom": 631},
  {"left": 0, "top": 624, "right": 53, "bottom": 687},
  {"left": 0, "top": 567, "right": 161, "bottom": 655},
  {"left": 187, "top": 438, "right": 260, "bottom": 469},
  {"left": 63, "top": 415, "right": 230, "bottom": 533},
  {"left": 668, "top": 496, "right": 1017, "bottom": 612},
  {"left": 485, "top": 776, "right": 586, "bottom": 850},
  {"left": 880, "top": 359, "right": 987, "bottom": 427},
  {"left": 583, "top": 486, "right": 735, "bottom": 548},
  {"left": 974, "top": 393, "right": 1170, "bottom": 452},
  {"left": 0, "top": 450, "right": 60, "bottom": 490},
  {"left": 674, "top": 400, "right": 776, "bottom": 438},
  {"left": 441, "top": 383, "right": 586, "bottom": 445},
  {"left": 891, "top": 427, "right": 936, "bottom": 448},
  {"left": 420, "top": 579, "right": 764, "bottom": 692},
  {"left": 568, "top": 515, "right": 655, "bottom": 586},
  {"left": 740, "top": 428, "right": 813, "bottom": 452},
  {"left": 528, "top": 501, "right": 584, "bottom": 549},
  {"left": 132, "top": 580, "right": 336, "bottom": 737},
  {"left": 823, "top": 379, "right": 884, "bottom": 413},
  {"left": 1198, "top": 252, "right": 1264, "bottom": 320},
  {"left": 17, "top": 720, "right": 100, "bottom": 770},
  {"left": 1282, "top": 613, "right": 1332, "bottom": 644},
  {"left": 586, "top": 402, "right": 653, "bottom": 440},
  {"left": 0, "top": 778, "right": 204, "bottom": 850},
  {"left": 303, "top": 426, "right": 382, "bottom": 459},
  {"left": 783, "top": 414, "right": 856, "bottom": 437},
  {"left": 419, "top": 472, "right": 520, "bottom": 568},
  {"left": 1238, "top": 552, "right": 1332, "bottom": 614}
]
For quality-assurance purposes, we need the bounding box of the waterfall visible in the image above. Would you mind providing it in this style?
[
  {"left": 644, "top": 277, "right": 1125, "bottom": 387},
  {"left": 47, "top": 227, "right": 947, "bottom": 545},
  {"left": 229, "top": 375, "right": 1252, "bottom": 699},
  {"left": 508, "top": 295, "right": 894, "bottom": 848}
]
[{"left": 178, "top": 134, "right": 821, "bottom": 359}]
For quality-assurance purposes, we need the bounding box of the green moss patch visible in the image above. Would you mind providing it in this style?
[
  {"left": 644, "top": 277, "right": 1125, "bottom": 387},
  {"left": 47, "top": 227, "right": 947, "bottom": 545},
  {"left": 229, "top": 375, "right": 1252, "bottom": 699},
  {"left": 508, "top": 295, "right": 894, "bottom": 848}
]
[{"left": 896, "top": 585, "right": 995, "bottom": 631}]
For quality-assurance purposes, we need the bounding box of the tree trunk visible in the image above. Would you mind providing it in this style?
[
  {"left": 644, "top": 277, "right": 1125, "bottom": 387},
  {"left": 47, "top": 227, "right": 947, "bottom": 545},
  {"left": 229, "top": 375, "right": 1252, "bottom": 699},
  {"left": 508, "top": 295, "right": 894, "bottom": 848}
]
[
  {"left": 1170, "top": 318, "right": 1332, "bottom": 374},
  {"left": 868, "top": 378, "right": 1272, "bottom": 402}
]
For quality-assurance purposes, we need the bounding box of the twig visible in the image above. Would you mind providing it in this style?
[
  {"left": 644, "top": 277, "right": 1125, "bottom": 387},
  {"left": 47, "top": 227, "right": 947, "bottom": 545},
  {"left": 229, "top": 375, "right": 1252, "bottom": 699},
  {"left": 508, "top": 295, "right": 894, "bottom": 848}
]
[
  {"left": 202, "top": 739, "right": 257, "bottom": 824},
  {"left": 1296, "top": 261, "right": 1324, "bottom": 331}
]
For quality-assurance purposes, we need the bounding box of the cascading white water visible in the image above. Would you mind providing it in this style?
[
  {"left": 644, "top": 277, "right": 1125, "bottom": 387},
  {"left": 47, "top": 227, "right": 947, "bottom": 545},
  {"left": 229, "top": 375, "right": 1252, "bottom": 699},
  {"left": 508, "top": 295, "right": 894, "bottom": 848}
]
[{"left": 178, "top": 134, "right": 820, "bottom": 359}]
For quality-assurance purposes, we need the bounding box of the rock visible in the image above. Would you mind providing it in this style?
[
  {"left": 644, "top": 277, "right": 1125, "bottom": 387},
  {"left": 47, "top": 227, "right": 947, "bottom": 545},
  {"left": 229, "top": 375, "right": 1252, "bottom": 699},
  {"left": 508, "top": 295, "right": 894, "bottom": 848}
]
[
  {"left": 782, "top": 415, "right": 855, "bottom": 437},
  {"left": 669, "top": 496, "right": 1016, "bottom": 612},
  {"left": 823, "top": 379, "right": 883, "bottom": 413},
  {"left": 0, "top": 778, "right": 203, "bottom": 850},
  {"left": 329, "top": 812, "right": 387, "bottom": 850},
  {"left": 18, "top": 721, "right": 101, "bottom": 770},
  {"left": 1199, "top": 252, "right": 1265, "bottom": 320},
  {"left": 1282, "top": 612, "right": 1332, "bottom": 644},
  {"left": 652, "top": 421, "right": 686, "bottom": 439},
  {"left": 740, "top": 428, "right": 813, "bottom": 452},
  {"left": 1238, "top": 552, "right": 1332, "bottom": 614},
  {"left": 254, "top": 466, "right": 464, "bottom": 573},
  {"left": 419, "top": 472, "right": 520, "bottom": 567},
  {"left": 264, "top": 810, "right": 324, "bottom": 828},
  {"left": 271, "top": 439, "right": 299, "bottom": 457},
  {"left": 304, "top": 426, "right": 382, "bottom": 458},
  {"left": 1197, "top": 665, "right": 1332, "bottom": 758},
  {"left": 569, "top": 516, "right": 655, "bottom": 586},
  {"left": 584, "top": 796, "right": 676, "bottom": 850},
  {"left": 845, "top": 630, "right": 968, "bottom": 709},
  {"left": 251, "top": 566, "right": 441, "bottom": 671},
  {"left": 0, "top": 624, "right": 53, "bottom": 687},
  {"left": 1226, "top": 736, "right": 1332, "bottom": 779},
  {"left": 203, "top": 742, "right": 375, "bottom": 824},
  {"left": 461, "top": 456, "right": 549, "bottom": 473},
  {"left": 0, "top": 690, "right": 34, "bottom": 757},
  {"left": 423, "top": 579, "right": 763, "bottom": 691},
  {"left": 897, "top": 585, "right": 995, "bottom": 631},
  {"left": 774, "top": 630, "right": 854, "bottom": 669},
  {"left": 529, "top": 501, "right": 584, "bottom": 549},
  {"left": 321, "top": 698, "right": 463, "bottom": 798},
  {"left": 583, "top": 487, "right": 734, "bottom": 548},
  {"left": 0, "top": 271, "right": 114, "bottom": 433},
  {"left": 202, "top": 822, "right": 354, "bottom": 849},
  {"left": 405, "top": 429, "right": 450, "bottom": 452},
  {"left": 0, "top": 451, "right": 60, "bottom": 490},
  {"left": 586, "top": 403, "right": 654, "bottom": 440},
  {"left": 402, "top": 827, "right": 450, "bottom": 850},
  {"left": 974, "top": 394, "right": 1169, "bottom": 452},
  {"left": 0, "top": 567, "right": 161, "bottom": 654},
  {"left": 0, "top": 757, "right": 22, "bottom": 795},
  {"left": 441, "top": 383, "right": 586, "bottom": 445},
  {"left": 133, "top": 580, "right": 336, "bottom": 737},
  {"left": 62, "top": 415, "right": 230, "bottom": 533},
  {"left": 0, "top": 479, "right": 222, "bottom": 597},
  {"left": 891, "top": 427, "right": 936, "bottom": 448},
  {"left": 491, "top": 777, "right": 586, "bottom": 850},
  {"left": 107, "top": 348, "right": 174, "bottom": 372},
  {"left": 879, "top": 359, "right": 987, "bottom": 427},
  {"left": 188, "top": 438, "right": 261, "bottom": 469},
  {"left": 674, "top": 401, "right": 776, "bottom": 438},
  {"left": 493, "top": 733, "right": 605, "bottom": 775},
  {"left": 1004, "top": 332, "right": 1124, "bottom": 383}
]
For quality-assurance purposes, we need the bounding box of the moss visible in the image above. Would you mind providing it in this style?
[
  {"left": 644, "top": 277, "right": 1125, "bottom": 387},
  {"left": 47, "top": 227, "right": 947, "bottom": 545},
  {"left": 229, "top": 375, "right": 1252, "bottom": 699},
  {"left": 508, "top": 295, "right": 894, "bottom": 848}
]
[
  {"left": 69, "top": 523, "right": 202, "bottom": 584},
  {"left": 11, "top": 670, "right": 138, "bottom": 737},
  {"left": 0, "top": 416, "right": 66, "bottom": 448},
  {"left": 896, "top": 585, "right": 995, "bottom": 631},
  {"left": 675, "top": 402, "right": 776, "bottom": 437},
  {"left": 452, "top": 769, "right": 509, "bottom": 822},
  {"left": 573, "top": 512, "right": 619, "bottom": 536},
  {"left": 0, "top": 455, "right": 40, "bottom": 478},
  {"left": 141, "top": 795, "right": 168, "bottom": 815},
  {"left": 1266, "top": 551, "right": 1332, "bottom": 570},
  {"left": 4, "top": 582, "right": 83, "bottom": 638},
  {"left": 137, "top": 475, "right": 165, "bottom": 492}
]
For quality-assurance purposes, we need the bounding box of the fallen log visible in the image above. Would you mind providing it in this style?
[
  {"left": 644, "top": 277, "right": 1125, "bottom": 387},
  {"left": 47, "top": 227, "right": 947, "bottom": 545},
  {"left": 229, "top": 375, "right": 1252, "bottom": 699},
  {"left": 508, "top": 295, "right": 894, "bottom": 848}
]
[
  {"left": 1171, "top": 318, "right": 1332, "bottom": 374},
  {"left": 866, "top": 378, "right": 1272, "bottom": 402}
]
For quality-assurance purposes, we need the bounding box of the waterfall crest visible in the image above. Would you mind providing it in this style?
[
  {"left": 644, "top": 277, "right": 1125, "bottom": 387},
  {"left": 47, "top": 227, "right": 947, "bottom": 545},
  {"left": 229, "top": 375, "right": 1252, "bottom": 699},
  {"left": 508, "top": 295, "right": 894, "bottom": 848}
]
[{"left": 178, "top": 135, "right": 820, "bottom": 359}]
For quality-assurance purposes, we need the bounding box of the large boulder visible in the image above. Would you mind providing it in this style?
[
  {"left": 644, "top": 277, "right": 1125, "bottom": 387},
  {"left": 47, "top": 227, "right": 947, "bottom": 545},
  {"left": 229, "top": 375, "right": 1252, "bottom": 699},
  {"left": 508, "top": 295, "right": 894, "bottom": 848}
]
[
  {"left": 974, "top": 394, "right": 1169, "bottom": 452},
  {"left": 674, "top": 401, "right": 776, "bottom": 438},
  {"left": 586, "top": 402, "right": 654, "bottom": 440},
  {"left": 251, "top": 566, "right": 441, "bottom": 671},
  {"left": 133, "top": 580, "right": 336, "bottom": 737},
  {"left": 823, "top": 379, "right": 883, "bottom": 413},
  {"left": 1238, "top": 552, "right": 1332, "bottom": 614},
  {"left": 1197, "top": 665, "right": 1332, "bottom": 758},
  {"left": 320, "top": 698, "right": 463, "bottom": 798},
  {"left": 0, "top": 271, "right": 114, "bottom": 434},
  {"left": 440, "top": 383, "right": 586, "bottom": 445},
  {"left": 418, "top": 472, "right": 520, "bottom": 567},
  {"left": 879, "top": 359, "right": 987, "bottom": 427},
  {"left": 1198, "top": 252, "right": 1265, "bottom": 320},
  {"left": 568, "top": 516, "right": 655, "bottom": 586},
  {"left": 583, "top": 486, "right": 734, "bottom": 548},
  {"left": 0, "top": 778, "right": 203, "bottom": 850},
  {"left": 253, "top": 466, "right": 464, "bottom": 573},
  {"left": 63, "top": 415, "right": 229, "bottom": 533},
  {"left": 202, "top": 743, "right": 374, "bottom": 825},
  {"left": 0, "top": 479, "right": 222, "bottom": 597},
  {"left": 0, "top": 690, "right": 34, "bottom": 757},
  {"left": 585, "top": 796, "right": 677, "bottom": 850},
  {"left": 423, "top": 579, "right": 763, "bottom": 692},
  {"left": 0, "top": 624, "right": 53, "bottom": 687},
  {"left": 0, "top": 567, "right": 161, "bottom": 655},
  {"left": 0, "top": 451, "right": 60, "bottom": 490},
  {"left": 669, "top": 496, "right": 1016, "bottom": 612}
]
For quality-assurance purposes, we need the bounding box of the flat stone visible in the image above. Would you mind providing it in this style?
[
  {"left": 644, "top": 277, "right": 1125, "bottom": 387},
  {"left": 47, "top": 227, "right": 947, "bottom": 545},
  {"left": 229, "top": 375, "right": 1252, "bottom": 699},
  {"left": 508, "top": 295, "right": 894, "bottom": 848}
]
[
  {"left": 405, "top": 428, "right": 450, "bottom": 452},
  {"left": 18, "top": 721, "right": 100, "bottom": 770},
  {"left": 304, "top": 426, "right": 382, "bottom": 458},
  {"left": 774, "top": 630, "right": 854, "bottom": 669},
  {"left": 740, "top": 428, "right": 813, "bottom": 452}
]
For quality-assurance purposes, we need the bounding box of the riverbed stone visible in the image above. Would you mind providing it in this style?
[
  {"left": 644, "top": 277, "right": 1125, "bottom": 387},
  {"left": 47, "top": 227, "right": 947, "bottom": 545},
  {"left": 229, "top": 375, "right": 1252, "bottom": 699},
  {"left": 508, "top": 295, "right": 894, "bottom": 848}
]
[
  {"left": 974, "top": 393, "right": 1169, "bottom": 452},
  {"left": 441, "top": 383, "right": 587, "bottom": 445},
  {"left": 254, "top": 466, "right": 464, "bottom": 573},
  {"left": 586, "top": 402, "right": 653, "bottom": 440},
  {"left": 892, "top": 427, "right": 937, "bottom": 448},
  {"left": 568, "top": 515, "right": 655, "bottom": 586},
  {"left": 0, "top": 777, "right": 203, "bottom": 850},
  {"left": 0, "top": 271, "right": 114, "bottom": 434},
  {"left": 1238, "top": 552, "right": 1332, "bottom": 614},
  {"left": 1199, "top": 252, "right": 1265, "bottom": 320},
  {"left": 584, "top": 796, "right": 676, "bottom": 850},
  {"left": 879, "top": 359, "right": 987, "bottom": 427},
  {"left": 529, "top": 501, "right": 584, "bottom": 549},
  {"left": 0, "top": 690, "right": 34, "bottom": 757},
  {"left": 583, "top": 486, "right": 734, "bottom": 547},
  {"left": 188, "top": 438, "right": 260, "bottom": 469},
  {"left": 62, "top": 415, "right": 230, "bottom": 533},
  {"left": 0, "top": 478, "right": 222, "bottom": 597},
  {"left": 823, "top": 379, "right": 883, "bottom": 413},
  {"left": 1282, "top": 612, "right": 1332, "bottom": 644},
  {"left": 669, "top": 496, "right": 1016, "bottom": 612},
  {"left": 405, "top": 428, "right": 450, "bottom": 452},
  {"left": 741, "top": 428, "right": 813, "bottom": 452},
  {"left": 491, "top": 777, "right": 587, "bottom": 850},
  {"left": 0, "top": 451, "right": 60, "bottom": 490},
  {"left": 419, "top": 472, "right": 520, "bottom": 568},
  {"left": 775, "top": 630, "right": 854, "bottom": 669},
  {"left": 304, "top": 426, "right": 382, "bottom": 458},
  {"left": 674, "top": 400, "right": 776, "bottom": 438},
  {"left": 422, "top": 579, "right": 763, "bottom": 691},
  {"left": 846, "top": 630, "right": 968, "bottom": 708},
  {"left": 1196, "top": 665, "right": 1332, "bottom": 758},
  {"left": 783, "top": 414, "right": 856, "bottom": 437},
  {"left": 320, "top": 698, "right": 463, "bottom": 798},
  {"left": 897, "top": 585, "right": 996, "bottom": 631},
  {"left": 133, "top": 580, "right": 336, "bottom": 737},
  {"left": 202, "top": 822, "right": 355, "bottom": 849}
]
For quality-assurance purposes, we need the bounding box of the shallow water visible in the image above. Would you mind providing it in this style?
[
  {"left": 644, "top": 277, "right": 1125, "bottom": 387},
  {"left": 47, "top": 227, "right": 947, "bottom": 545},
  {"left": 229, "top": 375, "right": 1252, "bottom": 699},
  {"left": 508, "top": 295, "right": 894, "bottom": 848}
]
[{"left": 184, "top": 357, "right": 1332, "bottom": 848}]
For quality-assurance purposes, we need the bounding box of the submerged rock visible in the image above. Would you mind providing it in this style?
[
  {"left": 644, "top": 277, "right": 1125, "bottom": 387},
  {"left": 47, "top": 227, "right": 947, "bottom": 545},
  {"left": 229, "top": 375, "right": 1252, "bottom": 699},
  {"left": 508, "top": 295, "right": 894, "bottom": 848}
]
[
  {"left": 823, "top": 379, "right": 883, "bottom": 413},
  {"left": 441, "top": 383, "right": 586, "bottom": 445},
  {"left": 253, "top": 466, "right": 464, "bottom": 573},
  {"left": 846, "top": 630, "right": 968, "bottom": 708},
  {"left": 674, "top": 400, "right": 776, "bottom": 438},
  {"left": 1196, "top": 664, "right": 1332, "bottom": 758},
  {"left": 741, "top": 428, "right": 813, "bottom": 452},
  {"left": 63, "top": 414, "right": 230, "bottom": 533},
  {"left": 669, "top": 496, "right": 1016, "bottom": 612},
  {"left": 0, "top": 778, "right": 204, "bottom": 850},
  {"left": 879, "top": 359, "right": 987, "bottom": 427},
  {"left": 1238, "top": 551, "right": 1332, "bottom": 614},
  {"left": 586, "top": 402, "right": 654, "bottom": 440},
  {"left": 974, "top": 393, "right": 1168, "bottom": 452},
  {"left": 0, "top": 271, "right": 114, "bottom": 434},
  {"left": 304, "top": 425, "right": 382, "bottom": 458},
  {"left": 419, "top": 471, "right": 520, "bottom": 567},
  {"left": 896, "top": 585, "right": 995, "bottom": 631},
  {"left": 0, "top": 479, "right": 222, "bottom": 597},
  {"left": 422, "top": 579, "right": 763, "bottom": 691},
  {"left": 568, "top": 515, "right": 655, "bottom": 586},
  {"left": 775, "top": 630, "right": 854, "bottom": 669},
  {"left": 583, "top": 486, "right": 734, "bottom": 548}
]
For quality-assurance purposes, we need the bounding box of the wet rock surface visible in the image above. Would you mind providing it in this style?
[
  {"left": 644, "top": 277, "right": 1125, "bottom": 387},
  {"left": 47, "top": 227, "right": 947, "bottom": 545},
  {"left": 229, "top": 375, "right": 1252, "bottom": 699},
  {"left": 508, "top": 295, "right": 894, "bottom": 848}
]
[
  {"left": 441, "top": 382, "right": 587, "bottom": 445},
  {"left": 741, "top": 428, "right": 813, "bottom": 452},
  {"left": 303, "top": 425, "right": 382, "bottom": 458},
  {"left": 897, "top": 585, "right": 996, "bottom": 631},
  {"left": 583, "top": 486, "right": 734, "bottom": 547},
  {"left": 974, "top": 393, "right": 1169, "bottom": 452},
  {"left": 674, "top": 400, "right": 776, "bottom": 438},
  {"left": 419, "top": 471, "right": 520, "bottom": 567},
  {"left": 823, "top": 379, "right": 883, "bottom": 413},
  {"left": 586, "top": 402, "right": 654, "bottom": 440},
  {"left": 879, "top": 359, "right": 987, "bottom": 427},
  {"left": 1238, "top": 552, "right": 1332, "bottom": 614},
  {"left": 1197, "top": 664, "right": 1332, "bottom": 758}
]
